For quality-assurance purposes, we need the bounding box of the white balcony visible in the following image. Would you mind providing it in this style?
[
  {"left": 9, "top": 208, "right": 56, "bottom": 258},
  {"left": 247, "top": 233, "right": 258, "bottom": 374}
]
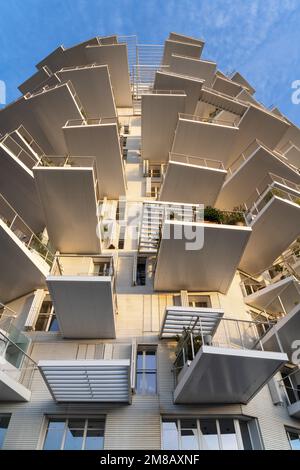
[
  {"left": 154, "top": 70, "right": 204, "bottom": 114},
  {"left": 46, "top": 254, "right": 116, "bottom": 339},
  {"left": 278, "top": 367, "right": 300, "bottom": 419},
  {"left": 161, "top": 309, "right": 287, "bottom": 404},
  {"left": 169, "top": 55, "right": 216, "bottom": 86},
  {"left": 150, "top": 203, "right": 251, "bottom": 293},
  {"left": 159, "top": 153, "right": 227, "bottom": 205},
  {"left": 33, "top": 156, "right": 102, "bottom": 254},
  {"left": 0, "top": 194, "right": 51, "bottom": 303},
  {"left": 63, "top": 118, "right": 126, "bottom": 199},
  {"left": 217, "top": 140, "right": 300, "bottom": 211},
  {"left": 171, "top": 114, "right": 239, "bottom": 168},
  {"left": 162, "top": 35, "right": 204, "bottom": 66},
  {"left": 141, "top": 91, "right": 186, "bottom": 163},
  {"left": 230, "top": 72, "right": 255, "bottom": 95},
  {"left": 212, "top": 73, "right": 245, "bottom": 98},
  {"left": 239, "top": 176, "right": 300, "bottom": 276},
  {"left": 85, "top": 43, "right": 132, "bottom": 107},
  {"left": 38, "top": 359, "right": 131, "bottom": 403}
]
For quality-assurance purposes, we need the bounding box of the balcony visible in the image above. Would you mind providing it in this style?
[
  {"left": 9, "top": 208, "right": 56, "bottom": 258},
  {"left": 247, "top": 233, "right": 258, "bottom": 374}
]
[
  {"left": 239, "top": 174, "right": 300, "bottom": 276},
  {"left": 0, "top": 193, "right": 52, "bottom": 303},
  {"left": 162, "top": 34, "right": 204, "bottom": 66},
  {"left": 85, "top": 42, "right": 132, "bottom": 107},
  {"left": 153, "top": 70, "right": 204, "bottom": 114},
  {"left": 141, "top": 91, "right": 186, "bottom": 163},
  {"left": 0, "top": 131, "right": 45, "bottom": 233},
  {"left": 217, "top": 140, "right": 300, "bottom": 211},
  {"left": 63, "top": 118, "right": 126, "bottom": 198},
  {"left": 39, "top": 359, "right": 131, "bottom": 403},
  {"left": 33, "top": 155, "right": 102, "bottom": 254},
  {"left": 169, "top": 55, "right": 216, "bottom": 87},
  {"left": 278, "top": 367, "right": 300, "bottom": 419},
  {"left": 171, "top": 113, "right": 239, "bottom": 168},
  {"left": 46, "top": 254, "right": 117, "bottom": 338},
  {"left": 159, "top": 153, "right": 227, "bottom": 205},
  {"left": 160, "top": 308, "right": 287, "bottom": 404},
  {"left": 0, "top": 320, "right": 36, "bottom": 402},
  {"left": 212, "top": 73, "right": 245, "bottom": 98},
  {"left": 139, "top": 201, "right": 251, "bottom": 293}
]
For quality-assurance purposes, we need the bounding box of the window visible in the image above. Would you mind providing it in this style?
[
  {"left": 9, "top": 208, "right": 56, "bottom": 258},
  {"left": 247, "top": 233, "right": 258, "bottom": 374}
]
[
  {"left": 188, "top": 295, "right": 212, "bottom": 308},
  {"left": 136, "top": 348, "right": 157, "bottom": 394},
  {"left": 136, "top": 257, "right": 146, "bottom": 286},
  {"left": 43, "top": 417, "right": 105, "bottom": 450},
  {"left": 287, "top": 429, "right": 300, "bottom": 450},
  {"left": 34, "top": 295, "right": 58, "bottom": 332},
  {"left": 0, "top": 415, "right": 11, "bottom": 449},
  {"left": 162, "top": 418, "right": 257, "bottom": 450}
]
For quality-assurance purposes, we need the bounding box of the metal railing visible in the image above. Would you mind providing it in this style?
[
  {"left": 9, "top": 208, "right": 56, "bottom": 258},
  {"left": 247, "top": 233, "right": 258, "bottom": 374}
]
[
  {"left": 169, "top": 152, "right": 225, "bottom": 170},
  {"left": 65, "top": 116, "right": 118, "bottom": 127},
  {"left": 244, "top": 173, "right": 300, "bottom": 223},
  {"left": 1, "top": 134, "right": 39, "bottom": 169},
  {"left": 0, "top": 329, "right": 37, "bottom": 390},
  {"left": 0, "top": 193, "right": 54, "bottom": 266},
  {"left": 178, "top": 112, "right": 239, "bottom": 127},
  {"left": 35, "top": 154, "right": 96, "bottom": 168},
  {"left": 51, "top": 254, "right": 115, "bottom": 277},
  {"left": 278, "top": 368, "right": 300, "bottom": 406}
]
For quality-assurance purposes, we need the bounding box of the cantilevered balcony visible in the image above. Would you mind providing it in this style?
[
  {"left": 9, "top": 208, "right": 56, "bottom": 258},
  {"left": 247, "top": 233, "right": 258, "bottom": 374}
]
[
  {"left": 160, "top": 308, "right": 287, "bottom": 404},
  {"left": 162, "top": 33, "right": 204, "bottom": 66},
  {"left": 33, "top": 155, "right": 102, "bottom": 254},
  {"left": 39, "top": 359, "right": 131, "bottom": 403},
  {"left": 141, "top": 91, "right": 186, "bottom": 163},
  {"left": 159, "top": 153, "right": 227, "bottom": 205},
  {"left": 153, "top": 70, "right": 204, "bottom": 114},
  {"left": 278, "top": 367, "right": 300, "bottom": 419},
  {"left": 169, "top": 55, "right": 216, "bottom": 86},
  {"left": 0, "top": 131, "right": 45, "bottom": 233},
  {"left": 46, "top": 254, "right": 117, "bottom": 339},
  {"left": 171, "top": 113, "right": 239, "bottom": 168},
  {"left": 138, "top": 201, "right": 251, "bottom": 293},
  {"left": 212, "top": 73, "right": 246, "bottom": 98},
  {"left": 63, "top": 118, "right": 126, "bottom": 198},
  {"left": 0, "top": 321, "right": 36, "bottom": 402},
  {"left": 0, "top": 193, "right": 52, "bottom": 303},
  {"left": 216, "top": 140, "right": 300, "bottom": 211},
  {"left": 239, "top": 174, "right": 300, "bottom": 276}
]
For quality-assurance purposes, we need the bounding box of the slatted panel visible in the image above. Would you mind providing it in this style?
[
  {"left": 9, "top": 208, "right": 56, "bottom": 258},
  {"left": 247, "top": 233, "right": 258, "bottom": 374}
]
[{"left": 160, "top": 307, "right": 224, "bottom": 338}]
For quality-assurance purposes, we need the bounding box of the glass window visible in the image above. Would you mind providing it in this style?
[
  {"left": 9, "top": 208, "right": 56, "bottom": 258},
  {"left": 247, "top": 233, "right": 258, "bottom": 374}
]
[
  {"left": 162, "top": 420, "right": 179, "bottom": 450},
  {"left": 188, "top": 295, "right": 212, "bottom": 308},
  {"left": 136, "top": 257, "right": 146, "bottom": 286},
  {"left": 180, "top": 419, "right": 198, "bottom": 450},
  {"left": 0, "top": 415, "right": 11, "bottom": 449},
  {"left": 136, "top": 349, "right": 157, "bottom": 395},
  {"left": 219, "top": 419, "right": 239, "bottom": 450},
  {"left": 239, "top": 420, "right": 253, "bottom": 450},
  {"left": 43, "top": 418, "right": 105, "bottom": 450},
  {"left": 200, "top": 419, "right": 220, "bottom": 450},
  {"left": 35, "top": 296, "right": 58, "bottom": 332},
  {"left": 287, "top": 430, "right": 300, "bottom": 450}
]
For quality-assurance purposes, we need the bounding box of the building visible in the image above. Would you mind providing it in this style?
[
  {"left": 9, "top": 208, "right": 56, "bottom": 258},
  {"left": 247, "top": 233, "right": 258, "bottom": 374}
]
[{"left": 0, "top": 32, "right": 300, "bottom": 451}]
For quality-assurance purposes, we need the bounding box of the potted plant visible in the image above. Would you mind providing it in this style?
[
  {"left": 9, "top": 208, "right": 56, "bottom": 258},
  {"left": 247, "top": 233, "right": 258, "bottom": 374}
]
[{"left": 204, "top": 206, "right": 222, "bottom": 224}]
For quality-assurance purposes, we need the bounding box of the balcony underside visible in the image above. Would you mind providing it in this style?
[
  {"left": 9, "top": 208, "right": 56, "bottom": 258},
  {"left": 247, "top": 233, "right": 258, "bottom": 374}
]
[
  {"left": 63, "top": 123, "right": 126, "bottom": 199},
  {"left": 85, "top": 44, "right": 132, "bottom": 107},
  {"left": 0, "top": 220, "right": 48, "bottom": 303},
  {"left": 0, "top": 369, "right": 31, "bottom": 402},
  {"left": 169, "top": 55, "right": 216, "bottom": 86},
  {"left": 239, "top": 198, "right": 300, "bottom": 276},
  {"left": 172, "top": 117, "right": 239, "bottom": 168},
  {"left": 174, "top": 345, "right": 287, "bottom": 404},
  {"left": 262, "top": 304, "right": 300, "bottom": 361},
  {"left": 33, "top": 167, "right": 101, "bottom": 254},
  {"left": 47, "top": 276, "right": 116, "bottom": 339},
  {"left": 141, "top": 93, "right": 186, "bottom": 163},
  {"left": 162, "top": 39, "right": 203, "bottom": 66},
  {"left": 217, "top": 146, "right": 300, "bottom": 210},
  {"left": 287, "top": 400, "right": 300, "bottom": 419},
  {"left": 159, "top": 160, "right": 226, "bottom": 205},
  {"left": 154, "top": 71, "right": 204, "bottom": 114},
  {"left": 39, "top": 360, "right": 131, "bottom": 403},
  {"left": 154, "top": 221, "right": 251, "bottom": 294}
]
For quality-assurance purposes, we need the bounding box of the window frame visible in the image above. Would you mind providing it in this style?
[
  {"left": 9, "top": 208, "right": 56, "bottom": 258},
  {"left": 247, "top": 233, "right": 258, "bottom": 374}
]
[
  {"left": 0, "top": 414, "right": 11, "bottom": 449},
  {"left": 34, "top": 294, "right": 58, "bottom": 332},
  {"left": 161, "top": 417, "right": 256, "bottom": 450},
  {"left": 286, "top": 427, "right": 300, "bottom": 450},
  {"left": 136, "top": 346, "right": 157, "bottom": 395},
  {"left": 42, "top": 416, "right": 105, "bottom": 451}
]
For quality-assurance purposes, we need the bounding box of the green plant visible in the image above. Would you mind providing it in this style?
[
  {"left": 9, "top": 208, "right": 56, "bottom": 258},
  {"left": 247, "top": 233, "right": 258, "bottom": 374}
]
[
  {"left": 222, "top": 211, "right": 245, "bottom": 226},
  {"left": 204, "top": 206, "right": 223, "bottom": 224},
  {"left": 271, "top": 188, "right": 286, "bottom": 199}
]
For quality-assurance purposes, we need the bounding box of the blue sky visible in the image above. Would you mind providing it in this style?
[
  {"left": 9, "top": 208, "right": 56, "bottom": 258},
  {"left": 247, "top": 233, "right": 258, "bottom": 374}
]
[{"left": 0, "top": 0, "right": 299, "bottom": 125}]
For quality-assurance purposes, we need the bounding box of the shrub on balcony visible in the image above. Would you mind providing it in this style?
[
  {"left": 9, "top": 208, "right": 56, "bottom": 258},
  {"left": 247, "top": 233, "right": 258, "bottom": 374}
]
[{"left": 204, "top": 206, "right": 223, "bottom": 224}]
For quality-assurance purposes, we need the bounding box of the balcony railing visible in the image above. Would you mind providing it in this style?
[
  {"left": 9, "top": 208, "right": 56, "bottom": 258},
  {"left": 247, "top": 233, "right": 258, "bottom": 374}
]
[
  {"left": 65, "top": 116, "right": 118, "bottom": 127},
  {"left": 1, "top": 134, "right": 39, "bottom": 168},
  {"left": 278, "top": 368, "right": 300, "bottom": 406},
  {"left": 178, "top": 112, "right": 239, "bottom": 127},
  {"left": 169, "top": 152, "right": 225, "bottom": 170},
  {"left": 0, "top": 193, "right": 54, "bottom": 266},
  {"left": 244, "top": 173, "right": 300, "bottom": 223},
  {"left": 51, "top": 254, "right": 115, "bottom": 277}
]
